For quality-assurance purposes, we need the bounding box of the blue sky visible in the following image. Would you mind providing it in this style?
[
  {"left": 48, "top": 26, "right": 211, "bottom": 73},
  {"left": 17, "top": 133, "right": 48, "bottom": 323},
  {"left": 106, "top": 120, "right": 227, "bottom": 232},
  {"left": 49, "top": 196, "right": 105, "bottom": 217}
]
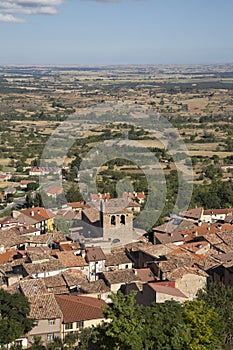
[{"left": 0, "top": 0, "right": 233, "bottom": 64}]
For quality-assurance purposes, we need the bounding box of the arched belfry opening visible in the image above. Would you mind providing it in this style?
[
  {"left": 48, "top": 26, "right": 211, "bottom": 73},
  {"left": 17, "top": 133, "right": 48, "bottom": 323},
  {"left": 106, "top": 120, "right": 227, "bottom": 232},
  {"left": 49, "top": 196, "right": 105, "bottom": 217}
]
[
  {"left": 120, "top": 214, "right": 126, "bottom": 225},
  {"left": 111, "top": 215, "right": 116, "bottom": 226}
]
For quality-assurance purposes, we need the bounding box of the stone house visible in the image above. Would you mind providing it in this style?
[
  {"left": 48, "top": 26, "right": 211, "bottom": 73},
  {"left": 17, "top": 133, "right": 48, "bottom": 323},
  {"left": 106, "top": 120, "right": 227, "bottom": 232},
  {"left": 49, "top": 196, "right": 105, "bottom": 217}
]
[
  {"left": 85, "top": 246, "right": 106, "bottom": 282},
  {"left": 167, "top": 266, "right": 208, "bottom": 299},
  {"left": 105, "top": 251, "right": 133, "bottom": 271},
  {"left": 28, "top": 294, "right": 63, "bottom": 344},
  {"left": 55, "top": 294, "right": 107, "bottom": 340},
  {"left": 138, "top": 282, "right": 188, "bottom": 306}
]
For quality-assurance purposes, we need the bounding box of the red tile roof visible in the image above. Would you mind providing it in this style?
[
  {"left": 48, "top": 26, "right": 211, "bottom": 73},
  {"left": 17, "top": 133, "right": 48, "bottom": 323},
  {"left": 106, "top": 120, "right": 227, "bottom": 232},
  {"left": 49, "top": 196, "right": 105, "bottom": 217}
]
[
  {"left": 55, "top": 295, "right": 107, "bottom": 323},
  {"left": 30, "top": 294, "right": 62, "bottom": 320},
  {"left": 203, "top": 208, "right": 233, "bottom": 215},
  {"left": 148, "top": 282, "right": 188, "bottom": 299},
  {"left": 0, "top": 250, "right": 18, "bottom": 264},
  {"left": 55, "top": 251, "right": 88, "bottom": 268},
  {"left": 69, "top": 202, "right": 86, "bottom": 209},
  {"left": 135, "top": 268, "right": 157, "bottom": 282},
  {"left": 182, "top": 207, "right": 203, "bottom": 220},
  {"left": 86, "top": 247, "right": 106, "bottom": 262},
  {"left": 20, "top": 206, "right": 55, "bottom": 222}
]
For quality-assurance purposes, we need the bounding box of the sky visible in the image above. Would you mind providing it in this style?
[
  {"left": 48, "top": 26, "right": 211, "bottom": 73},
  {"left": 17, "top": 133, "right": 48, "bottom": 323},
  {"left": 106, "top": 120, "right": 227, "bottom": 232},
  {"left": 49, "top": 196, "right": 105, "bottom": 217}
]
[{"left": 0, "top": 0, "right": 233, "bottom": 65}]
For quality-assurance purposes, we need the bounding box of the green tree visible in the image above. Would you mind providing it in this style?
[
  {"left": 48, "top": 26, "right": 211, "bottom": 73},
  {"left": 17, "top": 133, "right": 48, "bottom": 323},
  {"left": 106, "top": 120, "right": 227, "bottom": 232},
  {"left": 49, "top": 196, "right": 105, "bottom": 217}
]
[
  {"left": 197, "top": 283, "right": 233, "bottom": 345},
  {"left": 0, "top": 289, "right": 34, "bottom": 347},
  {"left": 65, "top": 185, "right": 83, "bottom": 203},
  {"left": 183, "top": 300, "right": 224, "bottom": 350},
  {"left": 142, "top": 300, "right": 190, "bottom": 350},
  {"left": 93, "top": 291, "right": 145, "bottom": 350}
]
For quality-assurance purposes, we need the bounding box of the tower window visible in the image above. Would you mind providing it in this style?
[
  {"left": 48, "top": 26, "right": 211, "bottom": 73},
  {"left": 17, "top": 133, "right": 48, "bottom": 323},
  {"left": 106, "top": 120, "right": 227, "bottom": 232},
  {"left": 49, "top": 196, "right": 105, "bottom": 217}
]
[
  {"left": 111, "top": 215, "right": 116, "bottom": 226},
  {"left": 120, "top": 215, "right": 126, "bottom": 225}
]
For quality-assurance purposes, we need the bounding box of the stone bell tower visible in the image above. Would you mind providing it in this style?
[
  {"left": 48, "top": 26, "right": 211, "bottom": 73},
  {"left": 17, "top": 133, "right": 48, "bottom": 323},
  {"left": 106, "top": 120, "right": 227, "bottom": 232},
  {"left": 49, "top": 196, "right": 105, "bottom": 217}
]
[{"left": 100, "top": 199, "right": 134, "bottom": 245}]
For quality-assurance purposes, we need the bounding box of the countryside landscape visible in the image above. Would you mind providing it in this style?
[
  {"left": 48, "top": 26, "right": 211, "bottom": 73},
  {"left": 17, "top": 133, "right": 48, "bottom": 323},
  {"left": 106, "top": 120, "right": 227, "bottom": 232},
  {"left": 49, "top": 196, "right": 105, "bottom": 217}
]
[{"left": 1, "top": 0, "right": 233, "bottom": 349}]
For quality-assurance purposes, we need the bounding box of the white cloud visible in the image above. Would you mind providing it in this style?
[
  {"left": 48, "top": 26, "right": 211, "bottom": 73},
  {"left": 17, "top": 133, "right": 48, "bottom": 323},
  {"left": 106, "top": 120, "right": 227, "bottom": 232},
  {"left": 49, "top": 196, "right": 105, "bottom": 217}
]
[
  {"left": 0, "top": 0, "right": 65, "bottom": 22},
  {"left": 0, "top": 12, "right": 25, "bottom": 22}
]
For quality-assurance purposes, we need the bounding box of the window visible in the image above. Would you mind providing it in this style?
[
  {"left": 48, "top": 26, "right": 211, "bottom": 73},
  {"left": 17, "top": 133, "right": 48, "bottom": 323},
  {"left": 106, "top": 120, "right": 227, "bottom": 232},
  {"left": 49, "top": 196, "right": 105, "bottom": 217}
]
[
  {"left": 76, "top": 321, "right": 84, "bottom": 329},
  {"left": 120, "top": 215, "right": 125, "bottom": 225},
  {"left": 48, "top": 319, "right": 55, "bottom": 325},
  {"left": 65, "top": 323, "right": 73, "bottom": 330},
  {"left": 111, "top": 215, "right": 116, "bottom": 226},
  {"left": 47, "top": 334, "right": 54, "bottom": 342}
]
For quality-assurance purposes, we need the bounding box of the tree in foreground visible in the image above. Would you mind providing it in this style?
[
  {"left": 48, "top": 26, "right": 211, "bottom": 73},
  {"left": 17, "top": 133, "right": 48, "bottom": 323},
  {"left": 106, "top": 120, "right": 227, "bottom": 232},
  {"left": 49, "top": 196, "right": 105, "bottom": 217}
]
[
  {"left": 0, "top": 289, "right": 34, "bottom": 347},
  {"left": 183, "top": 300, "right": 224, "bottom": 350},
  {"left": 143, "top": 300, "right": 190, "bottom": 350},
  {"left": 92, "top": 291, "right": 145, "bottom": 350},
  {"left": 90, "top": 291, "right": 224, "bottom": 350},
  {"left": 197, "top": 282, "right": 233, "bottom": 346}
]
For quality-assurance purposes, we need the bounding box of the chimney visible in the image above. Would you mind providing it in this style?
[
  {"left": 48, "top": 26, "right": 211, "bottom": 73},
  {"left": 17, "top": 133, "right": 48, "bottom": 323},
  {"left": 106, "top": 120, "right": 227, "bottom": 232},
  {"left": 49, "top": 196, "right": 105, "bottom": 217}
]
[{"left": 30, "top": 211, "right": 34, "bottom": 217}]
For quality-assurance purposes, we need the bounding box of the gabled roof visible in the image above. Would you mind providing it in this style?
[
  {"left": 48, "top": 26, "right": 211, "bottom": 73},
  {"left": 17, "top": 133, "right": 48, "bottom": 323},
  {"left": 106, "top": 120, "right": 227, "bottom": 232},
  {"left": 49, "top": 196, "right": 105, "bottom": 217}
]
[
  {"left": 167, "top": 266, "right": 208, "bottom": 280},
  {"left": 147, "top": 282, "right": 188, "bottom": 299},
  {"left": 182, "top": 207, "right": 203, "bottom": 220},
  {"left": 0, "top": 229, "right": 26, "bottom": 248},
  {"left": 103, "top": 269, "right": 140, "bottom": 285},
  {"left": 69, "top": 202, "right": 86, "bottom": 209},
  {"left": 20, "top": 278, "right": 47, "bottom": 297},
  {"left": 82, "top": 208, "right": 100, "bottom": 224},
  {"left": 56, "top": 251, "right": 88, "bottom": 268},
  {"left": 20, "top": 207, "right": 55, "bottom": 222},
  {"left": 105, "top": 251, "right": 132, "bottom": 266},
  {"left": 154, "top": 232, "right": 184, "bottom": 245},
  {"left": 62, "top": 270, "right": 86, "bottom": 288},
  {"left": 55, "top": 294, "right": 107, "bottom": 323},
  {"left": 0, "top": 250, "right": 18, "bottom": 264},
  {"left": 135, "top": 268, "right": 157, "bottom": 282},
  {"left": 30, "top": 294, "right": 62, "bottom": 320},
  {"left": 139, "top": 244, "right": 176, "bottom": 259},
  {"left": 181, "top": 223, "right": 233, "bottom": 241},
  {"left": 203, "top": 208, "right": 233, "bottom": 216},
  {"left": 80, "top": 279, "right": 110, "bottom": 294},
  {"left": 86, "top": 247, "right": 106, "bottom": 262},
  {"left": 23, "top": 259, "right": 65, "bottom": 275}
]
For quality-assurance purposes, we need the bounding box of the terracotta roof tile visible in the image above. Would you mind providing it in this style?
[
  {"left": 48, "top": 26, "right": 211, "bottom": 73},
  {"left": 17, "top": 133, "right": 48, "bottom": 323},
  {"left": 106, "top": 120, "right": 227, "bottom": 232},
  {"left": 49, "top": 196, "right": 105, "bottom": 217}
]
[
  {"left": 20, "top": 278, "right": 47, "bottom": 297},
  {"left": 80, "top": 279, "right": 110, "bottom": 294},
  {"left": 148, "top": 282, "right": 188, "bottom": 299},
  {"left": 182, "top": 207, "right": 203, "bottom": 220},
  {"left": 55, "top": 294, "right": 107, "bottom": 323},
  {"left": 105, "top": 252, "right": 132, "bottom": 267},
  {"left": 203, "top": 208, "right": 233, "bottom": 216},
  {"left": 55, "top": 251, "right": 88, "bottom": 268},
  {"left": 23, "top": 259, "right": 65, "bottom": 276},
  {"left": 86, "top": 247, "right": 106, "bottom": 262},
  {"left": 103, "top": 269, "right": 140, "bottom": 285},
  {"left": 30, "top": 294, "right": 62, "bottom": 320},
  {"left": 135, "top": 268, "right": 157, "bottom": 282}
]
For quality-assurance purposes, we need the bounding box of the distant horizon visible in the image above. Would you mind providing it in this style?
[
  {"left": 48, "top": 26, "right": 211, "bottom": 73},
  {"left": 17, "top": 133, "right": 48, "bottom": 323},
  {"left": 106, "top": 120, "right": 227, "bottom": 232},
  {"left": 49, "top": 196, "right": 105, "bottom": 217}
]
[{"left": 1, "top": 62, "right": 233, "bottom": 67}]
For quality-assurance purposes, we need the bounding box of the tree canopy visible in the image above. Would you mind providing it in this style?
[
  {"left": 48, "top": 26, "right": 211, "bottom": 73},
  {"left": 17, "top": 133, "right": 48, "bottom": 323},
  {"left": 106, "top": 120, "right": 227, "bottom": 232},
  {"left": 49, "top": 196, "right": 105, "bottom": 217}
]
[
  {"left": 197, "top": 282, "right": 233, "bottom": 345},
  {"left": 90, "top": 291, "right": 224, "bottom": 350},
  {"left": 0, "top": 289, "right": 34, "bottom": 346}
]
